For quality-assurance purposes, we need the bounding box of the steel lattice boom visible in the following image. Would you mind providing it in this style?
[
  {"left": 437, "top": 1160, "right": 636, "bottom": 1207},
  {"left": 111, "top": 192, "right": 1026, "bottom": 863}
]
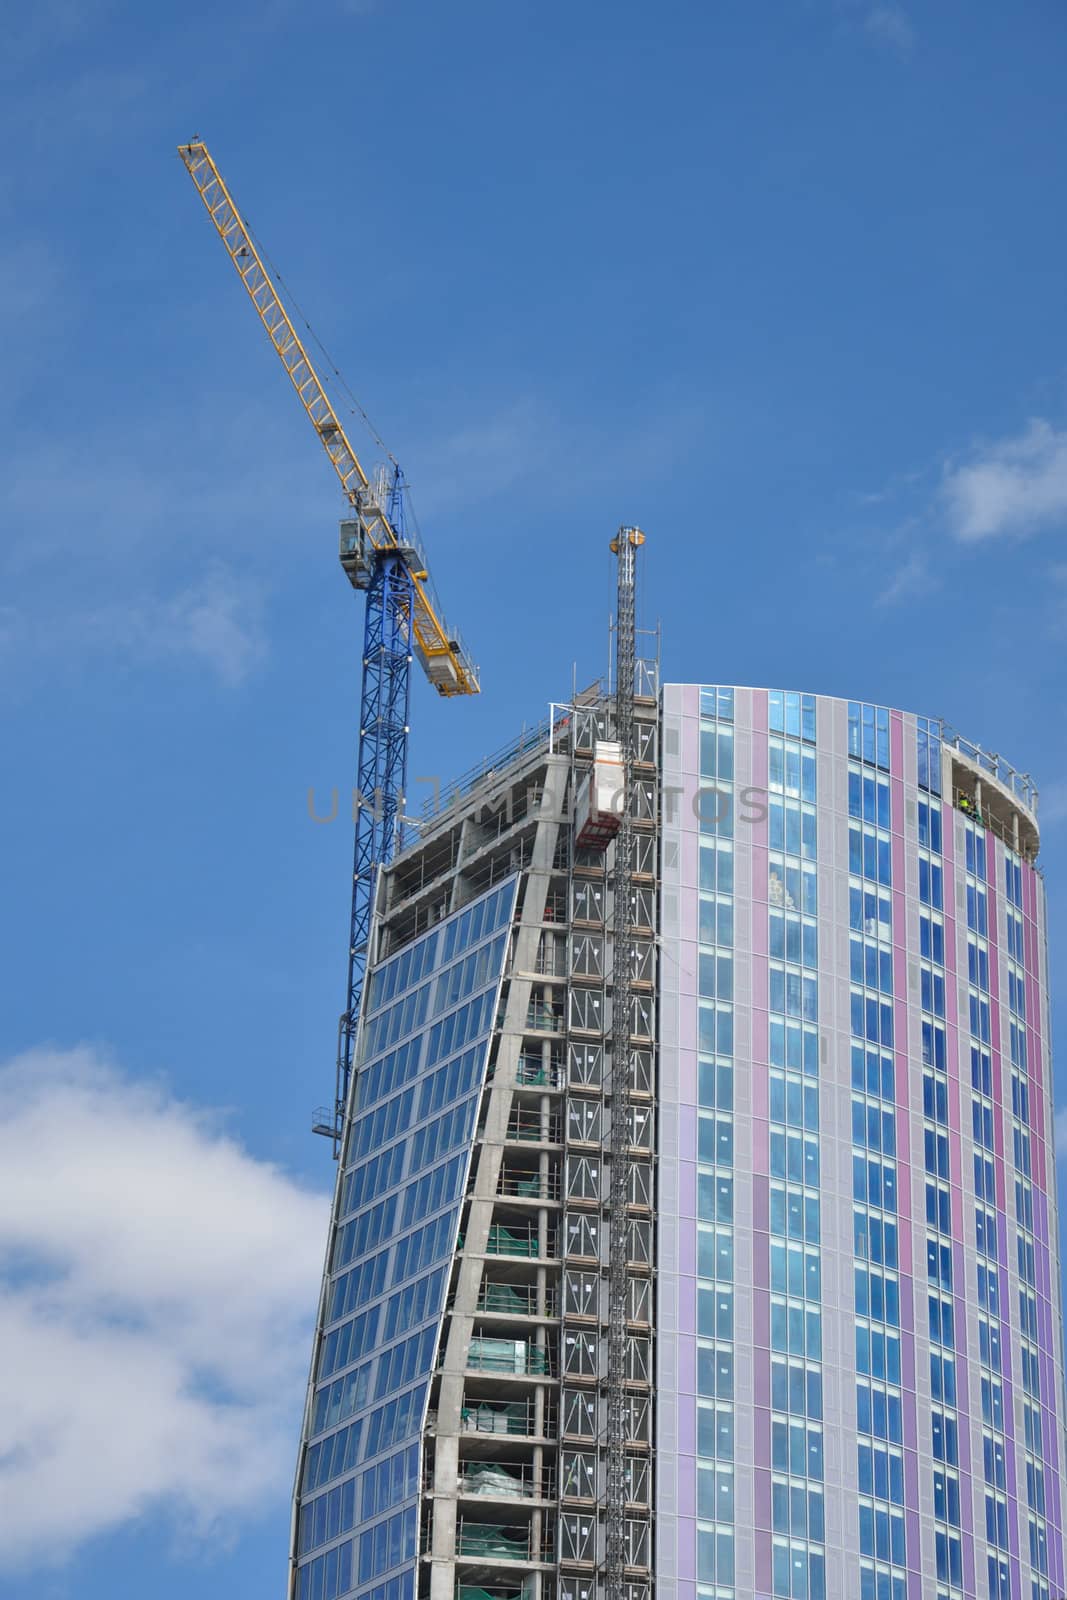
[
  {"left": 179, "top": 140, "right": 479, "bottom": 1151},
  {"left": 177, "top": 143, "right": 477, "bottom": 697}
]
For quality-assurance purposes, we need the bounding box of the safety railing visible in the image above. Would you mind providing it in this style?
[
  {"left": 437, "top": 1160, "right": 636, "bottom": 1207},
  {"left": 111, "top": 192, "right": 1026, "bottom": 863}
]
[
  {"left": 497, "top": 1166, "right": 561, "bottom": 1202},
  {"left": 943, "top": 726, "right": 1038, "bottom": 811},
  {"left": 416, "top": 705, "right": 574, "bottom": 824},
  {"left": 484, "top": 1221, "right": 558, "bottom": 1259},
  {"left": 506, "top": 1108, "right": 562, "bottom": 1144},
  {"left": 454, "top": 1517, "right": 555, "bottom": 1563},
  {"left": 467, "top": 1337, "right": 555, "bottom": 1377},
  {"left": 531, "top": 947, "right": 567, "bottom": 977},
  {"left": 525, "top": 1000, "right": 564, "bottom": 1033},
  {"left": 953, "top": 785, "right": 1037, "bottom": 858},
  {"left": 542, "top": 893, "right": 567, "bottom": 924},
  {"left": 477, "top": 1280, "right": 559, "bottom": 1317},
  {"left": 459, "top": 1460, "right": 556, "bottom": 1500},
  {"left": 456, "top": 1586, "right": 553, "bottom": 1600},
  {"left": 515, "top": 1053, "right": 564, "bottom": 1089},
  {"left": 454, "top": 1395, "right": 559, "bottom": 1439}
]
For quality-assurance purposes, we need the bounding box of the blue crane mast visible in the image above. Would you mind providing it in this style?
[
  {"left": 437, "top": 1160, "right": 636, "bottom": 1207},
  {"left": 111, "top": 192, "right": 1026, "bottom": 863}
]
[{"left": 336, "top": 469, "right": 415, "bottom": 1153}]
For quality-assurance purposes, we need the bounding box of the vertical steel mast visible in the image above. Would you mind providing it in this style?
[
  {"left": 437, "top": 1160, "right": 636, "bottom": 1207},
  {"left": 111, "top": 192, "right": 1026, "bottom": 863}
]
[
  {"left": 338, "top": 482, "right": 415, "bottom": 1148},
  {"left": 606, "top": 525, "right": 644, "bottom": 1600}
]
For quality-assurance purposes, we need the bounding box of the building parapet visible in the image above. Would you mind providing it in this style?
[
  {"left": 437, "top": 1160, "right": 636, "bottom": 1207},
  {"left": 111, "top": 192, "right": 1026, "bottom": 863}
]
[{"left": 940, "top": 723, "right": 1038, "bottom": 814}]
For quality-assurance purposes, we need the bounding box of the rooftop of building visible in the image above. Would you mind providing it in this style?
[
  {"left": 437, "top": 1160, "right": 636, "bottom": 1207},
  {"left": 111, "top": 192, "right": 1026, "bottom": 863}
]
[{"left": 398, "top": 684, "right": 1040, "bottom": 863}]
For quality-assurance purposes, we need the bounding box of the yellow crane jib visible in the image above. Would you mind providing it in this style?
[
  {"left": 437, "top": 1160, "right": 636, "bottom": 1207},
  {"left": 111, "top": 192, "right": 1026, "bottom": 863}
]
[{"left": 177, "top": 140, "right": 478, "bottom": 698}]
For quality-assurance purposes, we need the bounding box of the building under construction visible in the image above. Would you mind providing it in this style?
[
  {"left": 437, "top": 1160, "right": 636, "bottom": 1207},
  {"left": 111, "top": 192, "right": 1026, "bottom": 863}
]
[{"left": 289, "top": 538, "right": 1067, "bottom": 1600}]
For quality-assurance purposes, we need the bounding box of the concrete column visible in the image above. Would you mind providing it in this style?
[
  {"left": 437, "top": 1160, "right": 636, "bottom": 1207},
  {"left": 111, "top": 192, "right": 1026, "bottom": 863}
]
[{"left": 428, "top": 758, "right": 569, "bottom": 1600}]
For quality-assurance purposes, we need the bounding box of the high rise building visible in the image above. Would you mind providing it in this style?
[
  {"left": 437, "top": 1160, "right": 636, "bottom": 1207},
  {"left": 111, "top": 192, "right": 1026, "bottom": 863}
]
[{"left": 290, "top": 662, "right": 1065, "bottom": 1600}]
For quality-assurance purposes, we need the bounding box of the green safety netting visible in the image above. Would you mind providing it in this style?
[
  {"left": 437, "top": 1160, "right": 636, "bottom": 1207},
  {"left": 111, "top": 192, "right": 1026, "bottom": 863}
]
[
  {"left": 514, "top": 1175, "right": 541, "bottom": 1197},
  {"left": 468, "top": 1337, "right": 547, "bottom": 1374},
  {"left": 460, "top": 1463, "right": 526, "bottom": 1496},
  {"left": 486, "top": 1225, "right": 535, "bottom": 1256},
  {"left": 481, "top": 1283, "right": 528, "bottom": 1312},
  {"left": 457, "top": 1526, "right": 528, "bottom": 1559},
  {"left": 461, "top": 1401, "right": 528, "bottom": 1435},
  {"left": 456, "top": 1584, "right": 535, "bottom": 1600}
]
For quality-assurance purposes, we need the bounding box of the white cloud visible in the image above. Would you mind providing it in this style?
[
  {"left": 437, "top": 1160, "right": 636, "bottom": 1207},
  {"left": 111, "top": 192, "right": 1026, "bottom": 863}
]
[
  {"left": 1, "top": 564, "right": 267, "bottom": 688},
  {"left": 166, "top": 566, "right": 267, "bottom": 683},
  {"left": 408, "top": 394, "right": 707, "bottom": 522},
  {"left": 94, "top": 563, "right": 268, "bottom": 686},
  {"left": 833, "top": 0, "right": 915, "bottom": 53},
  {"left": 864, "top": 5, "right": 915, "bottom": 53},
  {"left": 878, "top": 548, "right": 930, "bottom": 606},
  {"left": 1, "top": 411, "right": 316, "bottom": 577},
  {"left": 943, "top": 419, "right": 1067, "bottom": 543},
  {"left": 0, "top": 393, "right": 348, "bottom": 690},
  {"left": 0, "top": 1045, "right": 328, "bottom": 1569}
]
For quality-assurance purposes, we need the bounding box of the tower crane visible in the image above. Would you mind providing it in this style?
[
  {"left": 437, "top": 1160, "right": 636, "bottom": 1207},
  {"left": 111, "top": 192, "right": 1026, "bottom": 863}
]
[{"left": 178, "top": 141, "right": 479, "bottom": 1155}]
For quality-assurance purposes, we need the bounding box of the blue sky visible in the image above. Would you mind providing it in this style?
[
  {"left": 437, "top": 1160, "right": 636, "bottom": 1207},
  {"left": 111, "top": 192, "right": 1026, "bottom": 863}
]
[{"left": 2, "top": 0, "right": 1067, "bottom": 1593}]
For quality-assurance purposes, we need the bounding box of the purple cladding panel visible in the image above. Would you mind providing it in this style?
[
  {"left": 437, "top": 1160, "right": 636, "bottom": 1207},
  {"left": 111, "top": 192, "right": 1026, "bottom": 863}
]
[{"left": 890, "top": 721, "right": 923, "bottom": 1600}]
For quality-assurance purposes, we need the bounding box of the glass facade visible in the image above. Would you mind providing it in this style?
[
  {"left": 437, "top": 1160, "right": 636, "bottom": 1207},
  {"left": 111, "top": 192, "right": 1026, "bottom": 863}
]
[
  {"left": 696, "top": 686, "right": 737, "bottom": 1597},
  {"left": 765, "top": 690, "right": 824, "bottom": 1600},
  {"left": 294, "top": 879, "right": 517, "bottom": 1600},
  {"left": 849, "top": 703, "right": 909, "bottom": 1600},
  {"left": 661, "top": 686, "right": 1066, "bottom": 1600}
]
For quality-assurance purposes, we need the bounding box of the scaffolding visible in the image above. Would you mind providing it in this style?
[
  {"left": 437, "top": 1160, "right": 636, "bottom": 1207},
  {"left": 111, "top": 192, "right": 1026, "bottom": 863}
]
[
  {"left": 555, "top": 529, "right": 656, "bottom": 1600},
  {"left": 605, "top": 528, "right": 642, "bottom": 1600}
]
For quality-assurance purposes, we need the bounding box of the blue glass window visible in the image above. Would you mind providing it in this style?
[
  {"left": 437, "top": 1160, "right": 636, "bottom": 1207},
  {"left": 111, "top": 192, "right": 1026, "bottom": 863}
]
[
  {"left": 916, "top": 716, "right": 942, "bottom": 794},
  {"left": 770, "top": 690, "right": 816, "bottom": 741},
  {"left": 849, "top": 703, "right": 890, "bottom": 770},
  {"left": 296, "top": 877, "right": 517, "bottom": 1600},
  {"left": 700, "top": 685, "right": 735, "bottom": 721}
]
